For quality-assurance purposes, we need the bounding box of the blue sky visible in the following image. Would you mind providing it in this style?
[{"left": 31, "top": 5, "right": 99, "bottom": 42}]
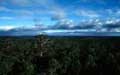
[{"left": 0, "top": 0, "right": 120, "bottom": 36}]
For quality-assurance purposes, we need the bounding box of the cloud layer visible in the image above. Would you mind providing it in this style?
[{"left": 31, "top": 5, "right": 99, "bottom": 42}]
[{"left": 0, "top": 0, "right": 120, "bottom": 36}]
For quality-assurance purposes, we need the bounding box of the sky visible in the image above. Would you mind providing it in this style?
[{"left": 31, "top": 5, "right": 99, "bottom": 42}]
[{"left": 0, "top": 0, "right": 120, "bottom": 36}]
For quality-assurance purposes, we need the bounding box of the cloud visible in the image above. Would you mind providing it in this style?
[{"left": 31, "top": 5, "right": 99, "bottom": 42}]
[
  {"left": 76, "top": 19, "right": 98, "bottom": 29},
  {"left": 51, "top": 18, "right": 119, "bottom": 31},
  {"left": 0, "top": 16, "right": 14, "bottom": 20},
  {"left": 53, "top": 19, "right": 75, "bottom": 29},
  {"left": 103, "top": 19, "right": 120, "bottom": 29},
  {"left": 75, "top": 8, "right": 119, "bottom": 20},
  {"left": 103, "top": 9, "right": 120, "bottom": 18},
  {"left": 77, "top": 24, "right": 95, "bottom": 29},
  {"left": 13, "top": 9, "right": 34, "bottom": 19},
  {"left": 0, "top": 0, "right": 67, "bottom": 22},
  {"left": 116, "top": 10, "right": 120, "bottom": 15},
  {"left": 1, "top": 18, "right": 120, "bottom": 36},
  {"left": 0, "top": 26, "right": 16, "bottom": 31},
  {"left": 5, "top": 0, "right": 66, "bottom": 21},
  {"left": 13, "top": 9, "right": 33, "bottom": 17},
  {"left": 113, "top": 28, "right": 120, "bottom": 32},
  {"left": 52, "top": 19, "right": 96, "bottom": 29},
  {"left": 0, "top": 6, "right": 34, "bottom": 18},
  {"left": 10, "top": 0, "right": 32, "bottom": 7},
  {"left": 33, "top": 24, "right": 49, "bottom": 30},
  {"left": 0, "top": 6, "right": 11, "bottom": 12},
  {"left": 75, "top": 9, "right": 100, "bottom": 18},
  {"left": 0, "top": 6, "right": 34, "bottom": 19},
  {"left": 9, "top": 0, "right": 57, "bottom": 8},
  {"left": 106, "top": 9, "right": 114, "bottom": 15},
  {"left": 51, "top": 10, "right": 66, "bottom": 20},
  {"left": 36, "top": 0, "right": 67, "bottom": 21},
  {"left": 105, "top": 20, "right": 115, "bottom": 24},
  {"left": 1, "top": 0, "right": 120, "bottom": 35}
]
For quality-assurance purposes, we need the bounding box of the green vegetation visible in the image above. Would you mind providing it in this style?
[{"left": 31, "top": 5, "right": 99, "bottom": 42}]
[{"left": 0, "top": 36, "right": 120, "bottom": 75}]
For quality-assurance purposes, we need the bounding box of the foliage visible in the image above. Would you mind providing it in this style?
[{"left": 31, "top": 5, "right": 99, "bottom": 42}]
[{"left": 0, "top": 36, "right": 120, "bottom": 75}]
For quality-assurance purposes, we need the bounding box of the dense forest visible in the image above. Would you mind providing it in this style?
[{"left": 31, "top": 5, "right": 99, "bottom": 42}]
[{"left": 0, "top": 35, "right": 120, "bottom": 75}]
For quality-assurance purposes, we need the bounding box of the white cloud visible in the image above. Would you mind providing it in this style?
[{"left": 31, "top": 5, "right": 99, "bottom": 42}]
[
  {"left": 7, "top": 0, "right": 66, "bottom": 20},
  {"left": 54, "top": 19, "right": 75, "bottom": 29},
  {"left": 105, "top": 20, "right": 114, "bottom": 24},
  {"left": 76, "top": 10, "right": 100, "bottom": 18},
  {"left": 0, "top": 26, "right": 16, "bottom": 31},
  {"left": 0, "top": 16, "right": 14, "bottom": 20},
  {"left": 104, "top": 18, "right": 120, "bottom": 24}
]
